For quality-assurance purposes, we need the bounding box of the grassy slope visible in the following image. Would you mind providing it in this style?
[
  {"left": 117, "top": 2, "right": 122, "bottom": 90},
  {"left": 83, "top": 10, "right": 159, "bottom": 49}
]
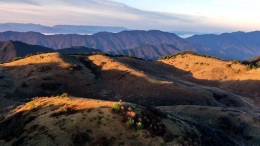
[
  {"left": 0, "top": 52, "right": 260, "bottom": 145},
  {"left": 159, "top": 54, "right": 260, "bottom": 106}
]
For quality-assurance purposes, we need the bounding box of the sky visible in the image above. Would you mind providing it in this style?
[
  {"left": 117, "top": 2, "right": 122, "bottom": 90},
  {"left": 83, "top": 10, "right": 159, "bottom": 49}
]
[{"left": 0, "top": 0, "right": 259, "bottom": 33}]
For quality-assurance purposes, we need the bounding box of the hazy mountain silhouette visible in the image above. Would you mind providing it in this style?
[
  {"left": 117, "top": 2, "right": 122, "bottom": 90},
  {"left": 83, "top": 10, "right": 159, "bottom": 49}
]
[
  {"left": 0, "top": 23, "right": 128, "bottom": 34},
  {"left": 186, "top": 31, "right": 260, "bottom": 60}
]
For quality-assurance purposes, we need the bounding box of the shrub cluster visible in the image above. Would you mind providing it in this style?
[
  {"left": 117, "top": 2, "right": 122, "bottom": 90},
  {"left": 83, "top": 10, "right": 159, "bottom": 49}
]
[
  {"left": 241, "top": 60, "right": 260, "bottom": 69},
  {"left": 10, "top": 52, "right": 48, "bottom": 63},
  {"left": 158, "top": 51, "right": 221, "bottom": 60},
  {"left": 111, "top": 101, "right": 174, "bottom": 142},
  {"left": 65, "top": 52, "right": 145, "bottom": 60}
]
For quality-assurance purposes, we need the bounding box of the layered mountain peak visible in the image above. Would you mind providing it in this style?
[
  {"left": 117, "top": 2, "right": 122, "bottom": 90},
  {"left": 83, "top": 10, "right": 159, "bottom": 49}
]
[{"left": 0, "top": 40, "right": 54, "bottom": 62}]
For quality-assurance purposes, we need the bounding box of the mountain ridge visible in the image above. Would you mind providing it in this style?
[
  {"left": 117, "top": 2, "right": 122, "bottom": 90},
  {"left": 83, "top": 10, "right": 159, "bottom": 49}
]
[
  {"left": 0, "top": 30, "right": 212, "bottom": 60},
  {"left": 186, "top": 31, "right": 260, "bottom": 60},
  {"left": 0, "top": 23, "right": 128, "bottom": 34},
  {"left": 3, "top": 30, "right": 260, "bottom": 60},
  {"left": 0, "top": 40, "right": 103, "bottom": 62}
]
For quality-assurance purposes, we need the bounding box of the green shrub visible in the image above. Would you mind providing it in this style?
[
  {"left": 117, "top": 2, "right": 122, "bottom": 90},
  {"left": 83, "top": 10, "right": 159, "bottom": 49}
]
[
  {"left": 177, "top": 136, "right": 184, "bottom": 144},
  {"left": 25, "top": 53, "right": 34, "bottom": 58},
  {"left": 158, "top": 51, "right": 221, "bottom": 60},
  {"left": 29, "top": 102, "right": 35, "bottom": 110},
  {"left": 12, "top": 57, "right": 22, "bottom": 61},
  {"left": 159, "top": 142, "right": 166, "bottom": 146},
  {"left": 226, "top": 64, "right": 232, "bottom": 68},
  {"left": 231, "top": 60, "right": 241, "bottom": 64},
  {"left": 60, "top": 93, "right": 69, "bottom": 98},
  {"left": 126, "top": 117, "right": 134, "bottom": 127},
  {"left": 136, "top": 122, "right": 143, "bottom": 130},
  {"left": 112, "top": 103, "right": 121, "bottom": 112}
]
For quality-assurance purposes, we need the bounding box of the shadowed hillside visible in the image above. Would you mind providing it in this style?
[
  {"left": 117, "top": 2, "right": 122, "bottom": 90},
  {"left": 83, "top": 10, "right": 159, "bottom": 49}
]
[
  {"left": 110, "top": 43, "right": 181, "bottom": 60},
  {"left": 57, "top": 46, "right": 102, "bottom": 54}
]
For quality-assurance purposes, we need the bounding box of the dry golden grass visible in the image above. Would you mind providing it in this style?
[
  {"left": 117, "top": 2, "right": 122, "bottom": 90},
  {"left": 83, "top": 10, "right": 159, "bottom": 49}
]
[{"left": 159, "top": 54, "right": 260, "bottom": 81}]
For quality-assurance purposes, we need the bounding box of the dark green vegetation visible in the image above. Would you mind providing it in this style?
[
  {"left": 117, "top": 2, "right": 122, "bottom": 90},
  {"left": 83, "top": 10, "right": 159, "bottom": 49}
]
[{"left": 242, "top": 56, "right": 260, "bottom": 69}]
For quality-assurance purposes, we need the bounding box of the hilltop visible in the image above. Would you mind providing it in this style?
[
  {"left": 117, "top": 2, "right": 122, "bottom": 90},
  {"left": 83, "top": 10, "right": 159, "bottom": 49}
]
[
  {"left": 158, "top": 52, "right": 260, "bottom": 102},
  {"left": 2, "top": 96, "right": 256, "bottom": 146}
]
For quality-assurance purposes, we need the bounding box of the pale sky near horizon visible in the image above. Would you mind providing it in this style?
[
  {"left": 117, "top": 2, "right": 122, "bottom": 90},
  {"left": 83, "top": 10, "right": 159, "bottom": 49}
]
[{"left": 0, "top": 0, "right": 259, "bottom": 33}]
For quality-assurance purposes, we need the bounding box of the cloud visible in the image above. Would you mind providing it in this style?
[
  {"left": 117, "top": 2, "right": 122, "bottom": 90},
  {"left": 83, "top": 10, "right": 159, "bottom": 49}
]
[
  {"left": 212, "top": 0, "right": 253, "bottom": 4},
  {"left": 228, "top": 0, "right": 249, "bottom": 3},
  {"left": 0, "top": 0, "right": 40, "bottom": 5},
  {"left": 52, "top": 0, "right": 204, "bottom": 23},
  {"left": 0, "top": 0, "right": 230, "bottom": 32}
]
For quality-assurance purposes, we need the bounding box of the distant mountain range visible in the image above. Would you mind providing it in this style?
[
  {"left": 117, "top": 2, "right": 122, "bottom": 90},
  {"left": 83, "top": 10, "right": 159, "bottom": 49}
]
[
  {"left": 0, "top": 41, "right": 101, "bottom": 62},
  {"left": 186, "top": 31, "right": 260, "bottom": 60},
  {"left": 0, "top": 23, "right": 128, "bottom": 34},
  {"left": 0, "top": 30, "right": 213, "bottom": 60},
  {"left": 110, "top": 43, "right": 181, "bottom": 60},
  {"left": 2, "top": 30, "right": 260, "bottom": 60}
]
